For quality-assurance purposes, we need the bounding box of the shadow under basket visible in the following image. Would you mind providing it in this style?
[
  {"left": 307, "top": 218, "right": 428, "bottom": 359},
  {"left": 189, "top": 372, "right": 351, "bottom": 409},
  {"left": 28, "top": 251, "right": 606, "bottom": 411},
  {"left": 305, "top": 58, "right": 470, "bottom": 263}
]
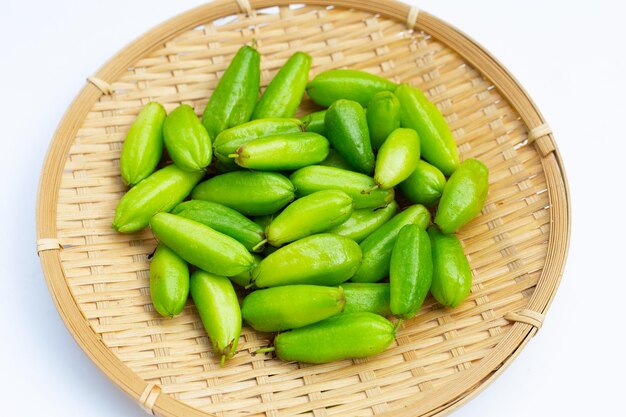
[{"left": 36, "top": 1, "right": 570, "bottom": 416}]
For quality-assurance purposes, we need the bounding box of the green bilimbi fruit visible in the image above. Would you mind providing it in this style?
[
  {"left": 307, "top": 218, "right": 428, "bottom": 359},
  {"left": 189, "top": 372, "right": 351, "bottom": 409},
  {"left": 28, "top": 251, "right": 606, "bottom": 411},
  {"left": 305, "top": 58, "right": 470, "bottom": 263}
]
[
  {"left": 113, "top": 165, "right": 204, "bottom": 233},
  {"left": 229, "top": 254, "right": 262, "bottom": 288},
  {"left": 351, "top": 204, "right": 430, "bottom": 283},
  {"left": 367, "top": 91, "right": 400, "bottom": 150},
  {"left": 435, "top": 158, "right": 489, "bottom": 233},
  {"left": 300, "top": 110, "right": 326, "bottom": 135},
  {"left": 242, "top": 285, "right": 345, "bottom": 332},
  {"left": 325, "top": 99, "right": 374, "bottom": 174},
  {"left": 399, "top": 160, "right": 446, "bottom": 207},
  {"left": 319, "top": 148, "right": 353, "bottom": 170},
  {"left": 190, "top": 271, "right": 241, "bottom": 366},
  {"left": 213, "top": 118, "right": 303, "bottom": 169},
  {"left": 163, "top": 104, "right": 212, "bottom": 172},
  {"left": 252, "top": 52, "right": 312, "bottom": 119},
  {"left": 266, "top": 190, "right": 353, "bottom": 247},
  {"left": 172, "top": 200, "right": 265, "bottom": 252},
  {"left": 428, "top": 226, "right": 472, "bottom": 308},
  {"left": 374, "top": 128, "right": 421, "bottom": 190},
  {"left": 340, "top": 283, "right": 391, "bottom": 316},
  {"left": 306, "top": 69, "right": 398, "bottom": 107},
  {"left": 289, "top": 165, "right": 394, "bottom": 209},
  {"left": 149, "top": 244, "right": 189, "bottom": 318},
  {"left": 390, "top": 225, "right": 433, "bottom": 319},
  {"left": 119, "top": 102, "right": 166, "bottom": 187},
  {"left": 267, "top": 312, "right": 396, "bottom": 364},
  {"left": 327, "top": 201, "right": 398, "bottom": 243},
  {"left": 192, "top": 171, "right": 295, "bottom": 216},
  {"left": 395, "top": 84, "right": 459, "bottom": 176},
  {"left": 252, "top": 234, "right": 362, "bottom": 288},
  {"left": 230, "top": 132, "right": 329, "bottom": 171},
  {"left": 150, "top": 213, "right": 254, "bottom": 277},
  {"left": 202, "top": 44, "right": 260, "bottom": 138}
]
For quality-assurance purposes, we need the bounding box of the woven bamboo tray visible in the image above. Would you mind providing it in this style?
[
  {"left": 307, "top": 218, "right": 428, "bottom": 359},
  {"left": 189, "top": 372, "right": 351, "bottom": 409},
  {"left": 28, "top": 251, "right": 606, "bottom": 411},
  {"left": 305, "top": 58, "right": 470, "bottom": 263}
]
[{"left": 36, "top": 0, "right": 570, "bottom": 415}]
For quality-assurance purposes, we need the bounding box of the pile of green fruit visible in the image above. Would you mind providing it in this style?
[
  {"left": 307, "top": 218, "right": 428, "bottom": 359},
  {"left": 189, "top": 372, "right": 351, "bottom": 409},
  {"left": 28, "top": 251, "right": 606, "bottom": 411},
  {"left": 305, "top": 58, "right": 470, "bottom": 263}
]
[{"left": 113, "top": 43, "right": 489, "bottom": 366}]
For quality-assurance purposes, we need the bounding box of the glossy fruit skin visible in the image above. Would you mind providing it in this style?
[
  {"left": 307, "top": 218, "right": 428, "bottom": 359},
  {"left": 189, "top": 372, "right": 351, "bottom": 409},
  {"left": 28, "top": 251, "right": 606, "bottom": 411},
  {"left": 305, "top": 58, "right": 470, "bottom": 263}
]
[
  {"left": 229, "top": 254, "right": 262, "bottom": 288},
  {"left": 374, "top": 128, "right": 421, "bottom": 190},
  {"left": 150, "top": 213, "right": 254, "bottom": 277},
  {"left": 300, "top": 110, "right": 326, "bottom": 135},
  {"left": 306, "top": 69, "right": 397, "bottom": 107},
  {"left": 113, "top": 164, "right": 204, "bottom": 233},
  {"left": 190, "top": 271, "right": 241, "bottom": 365},
  {"left": 340, "top": 283, "right": 391, "bottom": 316},
  {"left": 395, "top": 84, "right": 459, "bottom": 176},
  {"left": 232, "top": 132, "right": 329, "bottom": 171},
  {"left": 242, "top": 285, "right": 345, "bottom": 332},
  {"left": 289, "top": 165, "right": 394, "bottom": 209},
  {"left": 351, "top": 205, "right": 430, "bottom": 283},
  {"left": 192, "top": 171, "right": 295, "bottom": 216},
  {"left": 319, "top": 148, "right": 353, "bottom": 170},
  {"left": 367, "top": 91, "right": 400, "bottom": 150},
  {"left": 252, "top": 234, "right": 362, "bottom": 288},
  {"left": 327, "top": 201, "right": 398, "bottom": 243},
  {"left": 213, "top": 118, "right": 303, "bottom": 169},
  {"left": 120, "top": 102, "right": 166, "bottom": 187},
  {"left": 434, "top": 158, "right": 489, "bottom": 233},
  {"left": 390, "top": 225, "right": 433, "bottom": 319},
  {"left": 202, "top": 45, "right": 260, "bottom": 139},
  {"left": 324, "top": 99, "right": 375, "bottom": 174},
  {"left": 172, "top": 200, "right": 265, "bottom": 252},
  {"left": 428, "top": 226, "right": 472, "bottom": 308},
  {"left": 273, "top": 312, "right": 395, "bottom": 364},
  {"left": 252, "top": 52, "right": 312, "bottom": 119},
  {"left": 266, "top": 190, "right": 353, "bottom": 247},
  {"left": 149, "top": 244, "right": 189, "bottom": 318},
  {"left": 399, "top": 160, "right": 446, "bottom": 207},
  {"left": 163, "top": 104, "right": 212, "bottom": 172}
]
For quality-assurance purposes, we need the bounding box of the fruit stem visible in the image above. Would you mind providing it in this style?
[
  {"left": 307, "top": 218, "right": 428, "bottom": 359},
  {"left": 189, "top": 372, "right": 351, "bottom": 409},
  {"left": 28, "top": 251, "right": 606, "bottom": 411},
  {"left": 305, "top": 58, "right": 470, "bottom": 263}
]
[
  {"left": 252, "top": 239, "right": 268, "bottom": 252},
  {"left": 256, "top": 347, "right": 275, "bottom": 354},
  {"left": 228, "top": 153, "right": 239, "bottom": 159}
]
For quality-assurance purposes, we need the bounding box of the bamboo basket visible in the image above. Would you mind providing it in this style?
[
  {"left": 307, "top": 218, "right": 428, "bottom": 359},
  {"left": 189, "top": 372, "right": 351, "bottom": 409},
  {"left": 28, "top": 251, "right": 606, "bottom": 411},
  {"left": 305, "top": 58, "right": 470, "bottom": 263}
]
[{"left": 36, "top": 0, "right": 570, "bottom": 416}]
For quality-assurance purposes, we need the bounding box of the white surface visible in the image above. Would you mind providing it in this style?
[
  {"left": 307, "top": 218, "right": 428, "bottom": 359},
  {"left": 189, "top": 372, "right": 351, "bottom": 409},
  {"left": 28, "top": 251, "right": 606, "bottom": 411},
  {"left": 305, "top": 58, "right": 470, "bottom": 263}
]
[{"left": 0, "top": 0, "right": 623, "bottom": 415}]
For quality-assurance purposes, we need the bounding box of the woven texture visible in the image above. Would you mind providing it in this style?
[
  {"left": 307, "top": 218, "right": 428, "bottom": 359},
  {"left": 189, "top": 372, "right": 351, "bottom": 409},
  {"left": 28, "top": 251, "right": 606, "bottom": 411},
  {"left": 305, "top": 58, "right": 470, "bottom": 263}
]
[{"left": 40, "top": 2, "right": 568, "bottom": 416}]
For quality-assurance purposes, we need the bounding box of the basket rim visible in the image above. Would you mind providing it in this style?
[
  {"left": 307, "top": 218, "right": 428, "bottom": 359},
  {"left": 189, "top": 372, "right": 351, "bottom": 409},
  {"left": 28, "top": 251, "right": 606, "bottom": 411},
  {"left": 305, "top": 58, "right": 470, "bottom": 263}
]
[{"left": 36, "top": 1, "right": 571, "bottom": 416}]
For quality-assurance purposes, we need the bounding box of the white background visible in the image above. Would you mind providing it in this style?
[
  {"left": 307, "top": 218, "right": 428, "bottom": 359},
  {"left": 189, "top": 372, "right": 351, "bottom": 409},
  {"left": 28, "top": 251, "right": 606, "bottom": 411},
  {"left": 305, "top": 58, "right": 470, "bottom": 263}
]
[{"left": 0, "top": 0, "right": 623, "bottom": 415}]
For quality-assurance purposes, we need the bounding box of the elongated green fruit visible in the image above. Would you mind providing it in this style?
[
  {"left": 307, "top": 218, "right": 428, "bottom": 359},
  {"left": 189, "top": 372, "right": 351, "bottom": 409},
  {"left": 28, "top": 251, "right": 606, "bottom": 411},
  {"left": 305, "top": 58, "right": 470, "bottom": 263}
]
[
  {"left": 190, "top": 271, "right": 241, "bottom": 365},
  {"left": 399, "top": 160, "right": 446, "bottom": 207},
  {"left": 120, "top": 102, "right": 166, "bottom": 187},
  {"left": 367, "top": 91, "right": 400, "bottom": 150},
  {"left": 253, "top": 234, "right": 362, "bottom": 288},
  {"left": 306, "top": 70, "right": 397, "bottom": 107},
  {"left": 300, "top": 110, "right": 326, "bottom": 135},
  {"left": 242, "top": 285, "right": 345, "bottom": 332},
  {"left": 172, "top": 200, "right": 265, "bottom": 252},
  {"left": 319, "top": 148, "right": 353, "bottom": 170},
  {"left": 253, "top": 52, "right": 312, "bottom": 119},
  {"left": 374, "top": 128, "right": 421, "bottom": 190},
  {"left": 435, "top": 159, "right": 489, "bottom": 233},
  {"left": 325, "top": 99, "right": 374, "bottom": 174},
  {"left": 149, "top": 244, "right": 189, "bottom": 318},
  {"left": 229, "top": 254, "right": 262, "bottom": 288},
  {"left": 351, "top": 205, "right": 430, "bottom": 283},
  {"left": 214, "top": 118, "right": 303, "bottom": 168},
  {"left": 340, "top": 283, "right": 391, "bottom": 316},
  {"left": 163, "top": 104, "right": 212, "bottom": 172},
  {"left": 395, "top": 84, "right": 459, "bottom": 175},
  {"left": 266, "top": 190, "right": 353, "bottom": 247},
  {"left": 428, "top": 227, "right": 472, "bottom": 308},
  {"left": 192, "top": 171, "right": 295, "bottom": 216},
  {"left": 290, "top": 165, "right": 394, "bottom": 209},
  {"left": 390, "top": 225, "right": 432, "bottom": 319},
  {"left": 231, "top": 132, "right": 329, "bottom": 171},
  {"left": 202, "top": 45, "right": 260, "bottom": 138},
  {"left": 113, "top": 165, "right": 204, "bottom": 233},
  {"left": 272, "top": 312, "right": 395, "bottom": 363},
  {"left": 328, "top": 201, "right": 398, "bottom": 243},
  {"left": 150, "top": 213, "right": 254, "bottom": 277}
]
